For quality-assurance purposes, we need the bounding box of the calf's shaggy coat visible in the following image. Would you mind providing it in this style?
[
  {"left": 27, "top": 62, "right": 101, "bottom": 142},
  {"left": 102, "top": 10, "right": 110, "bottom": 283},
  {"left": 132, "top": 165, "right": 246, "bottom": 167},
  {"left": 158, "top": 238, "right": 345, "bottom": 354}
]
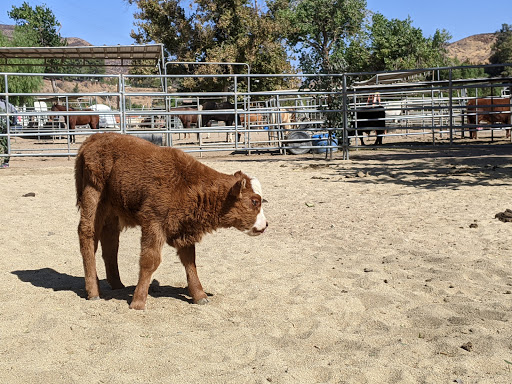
[{"left": 75, "top": 133, "right": 267, "bottom": 310}]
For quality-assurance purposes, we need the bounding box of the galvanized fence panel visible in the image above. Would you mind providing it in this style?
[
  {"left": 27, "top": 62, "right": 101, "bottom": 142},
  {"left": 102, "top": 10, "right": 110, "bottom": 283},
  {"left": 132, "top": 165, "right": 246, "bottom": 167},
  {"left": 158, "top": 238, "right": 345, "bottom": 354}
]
[
  {"left": 343, "top": 65, "right": 512, "bottom": 158},
  {"left": 1, "top": 64, "right": 511, "bottom": 162}
]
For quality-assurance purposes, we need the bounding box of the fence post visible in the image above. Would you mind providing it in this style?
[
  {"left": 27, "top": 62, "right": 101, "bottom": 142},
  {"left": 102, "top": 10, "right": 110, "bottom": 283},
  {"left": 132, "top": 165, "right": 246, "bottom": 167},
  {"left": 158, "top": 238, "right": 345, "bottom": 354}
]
[
  {"left": 4, "top": 74, "right": 11, "bottom": 162},
  {"left": 234, "top": 75, "right": 239, "bottom": 151},
  {"left": 120, "top": 74, "right": 126, "bottom": 135},
  {"left": 65, "top": 95, "right": 71, "bottom": 154},
  {"left": 449, "top": 68, "right": 453, "bottom": 145},
  {"left": 276, "top": 94, "right": 284, "bottom": 154},
  {"left": 342, "top": 74, "right": 349, "bottom": 160},
  {"left": 165, "top": 92, "right": 173, "bottom": 147}
]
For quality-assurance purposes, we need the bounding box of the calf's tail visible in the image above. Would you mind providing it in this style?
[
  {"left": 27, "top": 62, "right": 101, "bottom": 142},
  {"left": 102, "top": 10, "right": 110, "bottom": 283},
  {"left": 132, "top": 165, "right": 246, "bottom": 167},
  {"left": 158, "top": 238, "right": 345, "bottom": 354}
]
[{"left": 74, "top": 150, "right": 85, "bottom": 209}]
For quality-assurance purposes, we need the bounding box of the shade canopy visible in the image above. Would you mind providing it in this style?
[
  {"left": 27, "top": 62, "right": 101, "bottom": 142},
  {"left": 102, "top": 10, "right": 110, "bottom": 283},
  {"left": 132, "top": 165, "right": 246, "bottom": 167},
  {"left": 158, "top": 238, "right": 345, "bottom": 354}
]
[{"left": 0, "top": 44, "right": 165, "bottom": 72}]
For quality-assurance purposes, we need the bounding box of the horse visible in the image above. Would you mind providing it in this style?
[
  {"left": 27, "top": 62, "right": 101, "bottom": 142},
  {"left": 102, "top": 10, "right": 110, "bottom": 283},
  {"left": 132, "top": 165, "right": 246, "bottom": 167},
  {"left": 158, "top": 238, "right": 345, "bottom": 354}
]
[
  {"left": 465, "top": 97, "right": 511, "bottom": 139},
  {"left": 269, "top": 108, "right": 294, "bottom": 131},
  {"left": 352, "top": 106, "right": 386, "bottom": 145},
  {"left": 240, "top": 112, "right": 267, "bottom": 127},
  {"left": 201, "top": 101, "right": 241, "bottom": 142},
  {"left": 170, "top": 106, "right": 203, "bottom": 141},
  {"left": 50, "top": 104, "right": 99, "bottom": 143}
]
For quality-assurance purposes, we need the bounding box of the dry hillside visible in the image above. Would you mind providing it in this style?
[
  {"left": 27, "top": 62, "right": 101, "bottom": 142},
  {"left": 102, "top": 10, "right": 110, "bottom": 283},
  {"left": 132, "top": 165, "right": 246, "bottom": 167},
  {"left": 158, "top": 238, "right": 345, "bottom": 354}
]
[
  {"left": 1, "top": 24, "right": 91, "bottom": 47},
  {"left": 446, "top": 33, "right": 496, "bottom": 64},
  {"left": 41, "top": 79, "right": 158, "bottom": 109},
  {"left": 0, "top": 24, "right": 15, "bottom": 39}
]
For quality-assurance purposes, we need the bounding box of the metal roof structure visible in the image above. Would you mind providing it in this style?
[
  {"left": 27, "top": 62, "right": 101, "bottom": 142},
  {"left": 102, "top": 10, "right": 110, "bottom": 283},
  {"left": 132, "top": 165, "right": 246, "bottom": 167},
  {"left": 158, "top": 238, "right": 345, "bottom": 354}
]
[{"left": 0, "top": 44, "right": 165, "bottom": 72}]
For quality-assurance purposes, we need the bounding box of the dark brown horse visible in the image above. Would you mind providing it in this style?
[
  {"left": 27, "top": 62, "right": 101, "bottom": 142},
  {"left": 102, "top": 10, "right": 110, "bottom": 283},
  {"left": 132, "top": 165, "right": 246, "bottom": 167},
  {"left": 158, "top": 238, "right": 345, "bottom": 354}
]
[
  {"left": 51, "top": 104, "right": 99, "bottom": 143},
  {"left": 201, "top": 101, "right": 242, "bottom": 142}
]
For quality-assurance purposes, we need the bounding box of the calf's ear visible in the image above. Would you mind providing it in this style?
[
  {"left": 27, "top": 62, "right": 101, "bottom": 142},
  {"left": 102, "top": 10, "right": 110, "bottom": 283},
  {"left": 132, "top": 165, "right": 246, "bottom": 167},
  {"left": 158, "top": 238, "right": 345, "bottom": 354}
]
[{"left": 230, "top": 178, "right": 247, "bottom": 198}]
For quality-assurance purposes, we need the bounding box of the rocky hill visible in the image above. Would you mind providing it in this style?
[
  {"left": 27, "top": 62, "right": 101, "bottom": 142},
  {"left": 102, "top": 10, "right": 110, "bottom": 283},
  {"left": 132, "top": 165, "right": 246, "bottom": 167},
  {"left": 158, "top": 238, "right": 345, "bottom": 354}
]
[
  {"left": 1, "top": 24, "right": 91, "bottom": 46},
  {"left": 0, "top": 24, "right": 15, "bottom": 39},
  {"left": 446, "top": 33, "right": 496, "bottom": 64},
  {"left": 65, "top": 37, "right": 92, "bottom": 47}
]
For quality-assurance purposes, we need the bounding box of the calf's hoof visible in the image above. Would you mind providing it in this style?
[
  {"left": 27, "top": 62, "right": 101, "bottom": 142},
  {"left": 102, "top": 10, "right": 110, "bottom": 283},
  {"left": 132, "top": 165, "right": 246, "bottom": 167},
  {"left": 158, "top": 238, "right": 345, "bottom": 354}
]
[
  {"left": 88, "top": 295, "right": 100, "bottom": 301},
  {"left": 129, "top": 300, "right": 146, "bottom": 310},
  {"left": 194, "top": 297, "right": 209, "bottom": 305}
]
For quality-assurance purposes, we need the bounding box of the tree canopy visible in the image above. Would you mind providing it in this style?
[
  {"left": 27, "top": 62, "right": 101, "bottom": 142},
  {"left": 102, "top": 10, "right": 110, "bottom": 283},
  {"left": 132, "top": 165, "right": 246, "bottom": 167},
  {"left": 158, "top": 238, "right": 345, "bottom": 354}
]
[
  {"left": 489, "top": 23, "right": 512, "bottom": 77},
  {"left": 2, "top": 0, "right": 505, "bottom": 92},
  {"left": 277, "top": 2, "right": 451, "bottom": 76},
  {"left": 278, "top": 0, "right": 367, "bottom": 73},
  {"left": 126, "top": 0, "right": 294, "bottom": 91},
  {"left": 362, "top": 13, "right": 451, "bottom": 72},
  {"left": 8, "top": 1, "right": 64, "bottom": 48}
]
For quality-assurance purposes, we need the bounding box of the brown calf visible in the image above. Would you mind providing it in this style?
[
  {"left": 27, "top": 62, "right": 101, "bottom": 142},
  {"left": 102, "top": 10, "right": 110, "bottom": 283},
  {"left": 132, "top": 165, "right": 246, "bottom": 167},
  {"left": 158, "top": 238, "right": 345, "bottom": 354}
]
[
  {"left": 75, "top": 133, "right": 268, "bottom": 310},
  {"left": 466, "top": 97, "right": 511, "bottom": 139}
]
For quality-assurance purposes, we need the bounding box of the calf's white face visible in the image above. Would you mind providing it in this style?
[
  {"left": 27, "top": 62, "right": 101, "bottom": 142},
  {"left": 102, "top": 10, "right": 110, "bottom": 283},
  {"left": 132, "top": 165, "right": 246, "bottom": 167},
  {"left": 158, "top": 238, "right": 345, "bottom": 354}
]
[
  {"left": 227, "top": 172, "right": 268, "bottom": 235},
  {"left": 246, "top": 177, "right": 267, "bottom": 236}
]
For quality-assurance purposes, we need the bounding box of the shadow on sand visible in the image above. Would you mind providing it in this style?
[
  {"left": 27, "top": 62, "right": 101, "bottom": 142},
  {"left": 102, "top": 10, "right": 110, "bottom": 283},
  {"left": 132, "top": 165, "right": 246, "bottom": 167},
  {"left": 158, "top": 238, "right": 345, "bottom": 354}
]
[{"left": 11, "top": 268, "right": 206, "bottom": 305}]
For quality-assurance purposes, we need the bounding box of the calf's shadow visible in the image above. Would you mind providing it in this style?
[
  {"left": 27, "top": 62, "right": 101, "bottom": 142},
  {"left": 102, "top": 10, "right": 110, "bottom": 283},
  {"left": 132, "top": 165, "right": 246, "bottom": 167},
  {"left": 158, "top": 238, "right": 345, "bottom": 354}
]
[{"left": 11, "top": 268, "right": 204, "bottom": 305}]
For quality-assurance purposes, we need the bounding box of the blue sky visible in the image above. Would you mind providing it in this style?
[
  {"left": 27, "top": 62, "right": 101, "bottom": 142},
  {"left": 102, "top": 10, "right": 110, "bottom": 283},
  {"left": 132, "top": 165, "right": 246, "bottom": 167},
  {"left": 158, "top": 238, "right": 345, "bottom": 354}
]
[
  {"left": 366, "top": 0, "right": 511, "bottom": 42},
  {"left": 1, "top": 0, "right": 138, "bottom": 46},
  {"left": 1, "top": 0, "right": 511, "bottom": 46}
]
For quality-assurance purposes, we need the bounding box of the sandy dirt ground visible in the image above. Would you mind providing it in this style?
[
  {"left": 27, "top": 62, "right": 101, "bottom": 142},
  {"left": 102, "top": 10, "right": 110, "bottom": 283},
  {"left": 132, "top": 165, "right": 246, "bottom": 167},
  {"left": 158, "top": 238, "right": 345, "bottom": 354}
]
[{"left": 1, "top": 143, "right": 512, "bottom": 384}]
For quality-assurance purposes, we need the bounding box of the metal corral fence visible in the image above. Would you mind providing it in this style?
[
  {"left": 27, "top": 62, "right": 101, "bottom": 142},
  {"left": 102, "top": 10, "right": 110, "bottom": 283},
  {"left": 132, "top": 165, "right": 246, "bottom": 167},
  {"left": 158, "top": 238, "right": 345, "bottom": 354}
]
[
  {"left": 1, "top": 63, "right": 511, "bottom": 160},
  {"left": 345, "top": 65, "right": 512, "bottom": 157}
]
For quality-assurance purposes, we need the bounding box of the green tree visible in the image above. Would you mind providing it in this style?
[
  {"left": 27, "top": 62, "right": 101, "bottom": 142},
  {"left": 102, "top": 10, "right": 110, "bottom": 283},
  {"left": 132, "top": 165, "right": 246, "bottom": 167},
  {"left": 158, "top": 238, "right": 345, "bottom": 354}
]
[
  {"left": 489, "top": 24, "right": 512, "bottom": 77},
  {"left": 126, "top": 0, "right": 293, "bottom": 92},
  {"left": 0, "top": 29, "right": 44, "bottom": 105},
  {"left": 8, "top": 2, "right": 67, "bottom": 74},
  {"left": 279, "top": 0, "right": 367, "bottom": 74},
  {"left": 65, "top": 58, "right": 106, "bottom": 77},
  {"left": 449, "top": 60, "right": 487, "bottom": 80},
  {"left": 360, "top": 13, "right": 451, "bottom": 72},
  {"left": 8, "top": 2, "right": 64, "bottom": 47}
]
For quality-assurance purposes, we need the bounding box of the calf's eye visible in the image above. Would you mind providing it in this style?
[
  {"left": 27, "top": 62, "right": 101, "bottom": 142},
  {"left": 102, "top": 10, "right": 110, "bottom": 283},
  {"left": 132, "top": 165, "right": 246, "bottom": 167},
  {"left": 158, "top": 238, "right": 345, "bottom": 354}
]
[{"left": 251, "top": 199, "right": 260, "bottom": 207}]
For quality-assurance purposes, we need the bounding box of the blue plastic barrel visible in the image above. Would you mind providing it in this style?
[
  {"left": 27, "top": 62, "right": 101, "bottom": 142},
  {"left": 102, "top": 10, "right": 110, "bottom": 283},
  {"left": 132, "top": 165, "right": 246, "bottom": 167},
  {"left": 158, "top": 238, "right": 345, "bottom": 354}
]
[{"left": 312, "top": 134, "right": 338, "bottom": 153}]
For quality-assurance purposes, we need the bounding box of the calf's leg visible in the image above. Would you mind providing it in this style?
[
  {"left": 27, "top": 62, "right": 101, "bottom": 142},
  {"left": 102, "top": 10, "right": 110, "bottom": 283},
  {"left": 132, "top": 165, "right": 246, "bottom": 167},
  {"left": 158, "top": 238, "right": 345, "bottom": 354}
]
[
  {"left": 130, "top": 227, "right": 165, "bottom": 310},
  {"left": 78, "top": 186, "right": 102, "bottom": 300},
  {"left": 100, "top": 215, "right": 124, "bottom": 290},
  {"left": 178, "top": 245, "right": 208, "bottom": 305}
]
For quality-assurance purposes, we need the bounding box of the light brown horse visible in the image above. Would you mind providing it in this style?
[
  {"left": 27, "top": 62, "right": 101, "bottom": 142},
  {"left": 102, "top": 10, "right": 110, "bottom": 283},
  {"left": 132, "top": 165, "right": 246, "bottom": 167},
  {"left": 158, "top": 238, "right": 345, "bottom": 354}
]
[
  {"left": 240, "top": 112, "right": 267, "bottom": 126},
  {"left": 51, "top": 103, "right": 99, "bottom": 143},
  {"left": 465, "top": 97, "right": 511, "bottom": 139}
]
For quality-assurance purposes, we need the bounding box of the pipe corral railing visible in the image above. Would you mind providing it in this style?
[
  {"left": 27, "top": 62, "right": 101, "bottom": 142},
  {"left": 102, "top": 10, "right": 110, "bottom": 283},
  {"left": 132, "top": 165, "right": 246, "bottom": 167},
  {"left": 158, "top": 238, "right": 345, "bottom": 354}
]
[{"left": 1, "top": 63, "right": 511, "bottom": 161}]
